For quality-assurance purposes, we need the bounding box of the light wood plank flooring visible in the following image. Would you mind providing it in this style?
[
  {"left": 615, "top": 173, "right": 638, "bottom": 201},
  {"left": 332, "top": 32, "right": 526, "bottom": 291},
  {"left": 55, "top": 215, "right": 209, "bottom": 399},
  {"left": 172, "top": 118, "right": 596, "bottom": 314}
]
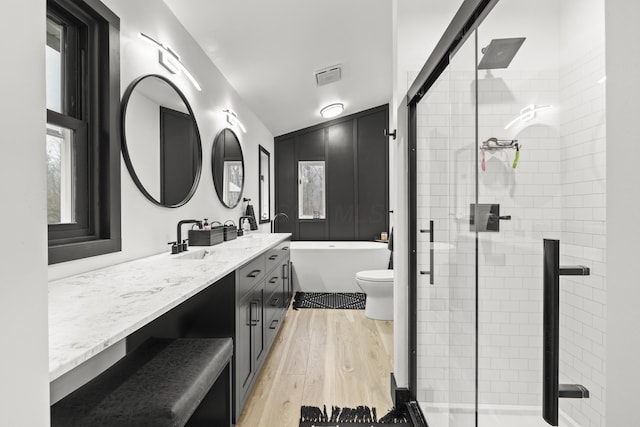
[{"left": 236, "top": 308, "right": 394, "bottom": 427}]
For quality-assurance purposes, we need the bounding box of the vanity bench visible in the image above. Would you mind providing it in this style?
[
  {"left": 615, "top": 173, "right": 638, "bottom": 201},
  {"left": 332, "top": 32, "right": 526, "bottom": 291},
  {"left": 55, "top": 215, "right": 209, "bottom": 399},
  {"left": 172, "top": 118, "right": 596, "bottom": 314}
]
[{"left": 51, "top": 337, "right": 233, "bottom": 426}]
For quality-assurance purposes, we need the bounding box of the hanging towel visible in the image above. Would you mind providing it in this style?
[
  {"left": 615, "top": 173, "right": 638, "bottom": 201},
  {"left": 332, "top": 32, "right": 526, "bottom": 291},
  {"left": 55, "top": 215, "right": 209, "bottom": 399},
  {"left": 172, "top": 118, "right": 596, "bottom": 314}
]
[
  {"left": 245, "top": 204, "right": 259, "bottom": 230},
  {"left": 387, "top": 228, "right": 394, "bottom": 269}
]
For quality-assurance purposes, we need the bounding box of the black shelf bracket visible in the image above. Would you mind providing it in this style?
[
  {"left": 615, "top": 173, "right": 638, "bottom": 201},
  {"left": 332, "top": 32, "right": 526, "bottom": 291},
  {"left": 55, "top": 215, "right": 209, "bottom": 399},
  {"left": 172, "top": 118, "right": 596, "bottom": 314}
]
[
  {"left": 559, "top": 384, "right": 590, "bottom": 399},
  {"left": 543, "top": 239, "right": 591, "bottom": 426}
]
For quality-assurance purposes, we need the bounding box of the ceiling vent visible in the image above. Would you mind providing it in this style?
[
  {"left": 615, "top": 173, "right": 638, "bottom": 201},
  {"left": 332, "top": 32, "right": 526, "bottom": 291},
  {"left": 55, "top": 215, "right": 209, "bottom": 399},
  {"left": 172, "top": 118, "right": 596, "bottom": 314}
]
[{"left": 315, "top": 65, "right": 342, "bottom": 86}]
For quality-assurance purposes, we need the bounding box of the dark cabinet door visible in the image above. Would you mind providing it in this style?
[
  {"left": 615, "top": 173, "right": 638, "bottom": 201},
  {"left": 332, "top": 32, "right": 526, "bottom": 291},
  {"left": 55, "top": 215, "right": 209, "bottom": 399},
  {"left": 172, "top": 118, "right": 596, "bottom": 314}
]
[
  {"left": 282, "top": 259, "right": 292, "bottom": 308},
  {"left": 237, "top": 293, "right": 255, "bottom": 396},
  {"left": 253, "top": 284, "right": 266, "bottom": 367}
]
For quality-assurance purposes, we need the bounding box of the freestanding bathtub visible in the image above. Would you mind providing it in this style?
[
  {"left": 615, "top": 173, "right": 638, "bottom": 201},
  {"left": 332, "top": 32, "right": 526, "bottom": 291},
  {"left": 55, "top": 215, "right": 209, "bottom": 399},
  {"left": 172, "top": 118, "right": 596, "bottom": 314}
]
[{"left": 290, "top": 241, "right": 390, "bottom": 293}]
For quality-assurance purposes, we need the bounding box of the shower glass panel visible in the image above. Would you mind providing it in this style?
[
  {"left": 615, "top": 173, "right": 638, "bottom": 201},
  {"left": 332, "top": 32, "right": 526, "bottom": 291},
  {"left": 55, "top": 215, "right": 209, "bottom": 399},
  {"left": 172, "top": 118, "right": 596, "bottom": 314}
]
[
  {"left": 413, "top": 1, "right": 605, "bottom": 426},
  {"left": 415, "top": 31, "right": 477, "bottom": 426}
]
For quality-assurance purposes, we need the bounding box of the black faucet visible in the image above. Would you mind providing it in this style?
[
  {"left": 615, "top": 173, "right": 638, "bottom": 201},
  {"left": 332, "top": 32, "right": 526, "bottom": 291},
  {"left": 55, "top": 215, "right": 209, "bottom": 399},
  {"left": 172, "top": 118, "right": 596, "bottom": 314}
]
[
  {"left": 271, "top": 212, "right": 289, "bottom": 233},
  {"left": 174, "top": 219, "right": 202, "bottom": 253}
]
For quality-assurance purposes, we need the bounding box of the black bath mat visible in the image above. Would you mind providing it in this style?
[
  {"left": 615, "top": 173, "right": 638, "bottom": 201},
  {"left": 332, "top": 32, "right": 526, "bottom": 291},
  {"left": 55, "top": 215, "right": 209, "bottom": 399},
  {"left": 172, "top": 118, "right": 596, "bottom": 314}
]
[
  {"left": 292, "top": 292, "right": 366, "bottom": 310},
  {"left": 299, "top": 405, "right": 410, "bottom": 426}
]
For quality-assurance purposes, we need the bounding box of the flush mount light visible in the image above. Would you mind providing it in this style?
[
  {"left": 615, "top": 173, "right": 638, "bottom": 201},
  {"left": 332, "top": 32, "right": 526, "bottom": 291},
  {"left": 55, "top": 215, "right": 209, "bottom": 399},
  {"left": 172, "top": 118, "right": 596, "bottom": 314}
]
[
  {"left": 320, "top": 103, "right": 344, "bottom": 119},
  {"left": 137, "top": 32, "right": 202, "bottom": 91},
  {"left": 223, "top": 109, "right": 247, "bottom": 133},
  {"left": 504, "top": 104, "right": 552, "bottom": 130}
]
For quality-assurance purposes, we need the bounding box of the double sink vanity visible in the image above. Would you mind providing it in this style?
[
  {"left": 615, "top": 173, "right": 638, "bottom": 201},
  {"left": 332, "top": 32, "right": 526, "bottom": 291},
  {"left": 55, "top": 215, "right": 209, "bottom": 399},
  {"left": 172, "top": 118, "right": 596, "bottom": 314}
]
[{"left": 49, "top": 232, "right": 292, "bottom": 421}]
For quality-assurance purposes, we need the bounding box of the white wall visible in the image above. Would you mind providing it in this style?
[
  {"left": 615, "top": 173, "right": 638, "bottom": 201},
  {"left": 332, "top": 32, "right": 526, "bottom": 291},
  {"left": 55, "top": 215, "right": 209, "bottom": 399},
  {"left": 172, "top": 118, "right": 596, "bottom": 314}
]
[
  {"left": 605, "top": 0, "right": 640, "bottom": 425},
  {"left": 0, "top": 0, "right": 50, "bottom": 425},
  {"left": 48, "top": 0, "right": 275, "bottom": 281}
]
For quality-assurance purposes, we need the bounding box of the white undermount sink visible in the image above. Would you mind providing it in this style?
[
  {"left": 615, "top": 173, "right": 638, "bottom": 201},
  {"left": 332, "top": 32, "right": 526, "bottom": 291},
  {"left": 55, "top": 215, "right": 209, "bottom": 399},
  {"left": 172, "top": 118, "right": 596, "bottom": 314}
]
[{"left": 174, "top": 249, "right": 216, "bottom": 260}]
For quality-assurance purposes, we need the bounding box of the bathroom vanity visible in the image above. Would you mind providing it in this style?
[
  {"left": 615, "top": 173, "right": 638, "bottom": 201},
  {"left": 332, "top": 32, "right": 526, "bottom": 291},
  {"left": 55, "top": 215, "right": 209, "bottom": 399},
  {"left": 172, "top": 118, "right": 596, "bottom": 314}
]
[{"left": 48, "top": 233, "right": 292, "bottom": 421}]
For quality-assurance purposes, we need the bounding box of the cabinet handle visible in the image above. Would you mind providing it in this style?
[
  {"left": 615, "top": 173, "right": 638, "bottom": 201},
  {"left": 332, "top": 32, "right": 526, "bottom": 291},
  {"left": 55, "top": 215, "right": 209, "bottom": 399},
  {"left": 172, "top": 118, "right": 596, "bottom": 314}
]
[
  {"left": 269, "top": 277, "right": 279, "bottom": 284},
  {"left": 246, "top": 269, "right": 261, "bottom": 278},
  {"left": 281, "top": 247, "right": 289, "bottom": 251},
  {"left": 269, "top": 319, "right": 279, "bottom": 330},
  {"left": 249, "top": 301, "right": 260, "bottom": 326},
  {"left": 270, "top": 297, "right": 280, "bottom": 307},
  {"left": 269, "top": 254, "right": 278, "bottom": 260},
  {"left": 282, "top": 263, "right": 289, "bottom": 280}
]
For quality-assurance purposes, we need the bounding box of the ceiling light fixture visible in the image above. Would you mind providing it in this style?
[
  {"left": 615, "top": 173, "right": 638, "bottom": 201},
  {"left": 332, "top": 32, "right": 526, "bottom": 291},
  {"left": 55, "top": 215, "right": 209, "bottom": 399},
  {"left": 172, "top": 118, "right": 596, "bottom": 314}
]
[
  {"left": 223, "top": 109, "right": 247, "bottom": 133},
  {"left": 320, "top": 103, "right": 344, "bottom": 119},
  {"left": 504, "top": 104, "right": 552, "bottom": 129},
  {"left": 137, "top": 32, "right": 202, "bottom": 91}
]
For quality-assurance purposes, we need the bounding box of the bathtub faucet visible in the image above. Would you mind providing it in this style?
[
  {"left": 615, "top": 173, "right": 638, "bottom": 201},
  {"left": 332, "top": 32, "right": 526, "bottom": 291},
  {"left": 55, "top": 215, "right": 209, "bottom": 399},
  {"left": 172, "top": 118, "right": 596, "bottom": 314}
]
[{"left": 271, "top": 212, "right": 289, "bottom": 233}]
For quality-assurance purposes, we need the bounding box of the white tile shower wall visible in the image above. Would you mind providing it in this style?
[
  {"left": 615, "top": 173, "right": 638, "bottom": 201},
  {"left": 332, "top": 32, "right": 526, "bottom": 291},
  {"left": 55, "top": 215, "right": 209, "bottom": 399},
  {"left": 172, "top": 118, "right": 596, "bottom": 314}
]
[
  {"left": 558, "top": 44, "right": 606, "bottom": 427},
  {"left": 476, "top": 68, "right": 562, "bottom": 407}
]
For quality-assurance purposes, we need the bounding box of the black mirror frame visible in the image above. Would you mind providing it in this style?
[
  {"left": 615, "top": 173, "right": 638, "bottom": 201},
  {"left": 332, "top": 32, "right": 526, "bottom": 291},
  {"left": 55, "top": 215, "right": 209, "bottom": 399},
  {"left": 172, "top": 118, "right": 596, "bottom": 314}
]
[
  {"left": 120, "top": 74, "right": 203, "bottom": 208},
  {"left": 258, "top": 145, "right": 271, "bottom": 224},
  {"left": 212, "top": 128, "right": 245, "bottom": 209}
]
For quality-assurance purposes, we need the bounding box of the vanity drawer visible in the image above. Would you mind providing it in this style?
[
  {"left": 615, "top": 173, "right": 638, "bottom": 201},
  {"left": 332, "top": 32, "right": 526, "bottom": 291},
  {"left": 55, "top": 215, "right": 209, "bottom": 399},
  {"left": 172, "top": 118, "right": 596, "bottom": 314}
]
[
  {"left": 264, "top": 288, "right": 283, "bottom": 346},
  {"left": 265, "top": 316, "right": 282, "bottom": 348},
  {"left": 265, "top": 269, "right": 281, "bottom": 296},
  {"left": 266, "top": 242, "right": 290, "bottom": 272},
  {"left": 238, "top": 255, "right": 266, "bottom": 296}
]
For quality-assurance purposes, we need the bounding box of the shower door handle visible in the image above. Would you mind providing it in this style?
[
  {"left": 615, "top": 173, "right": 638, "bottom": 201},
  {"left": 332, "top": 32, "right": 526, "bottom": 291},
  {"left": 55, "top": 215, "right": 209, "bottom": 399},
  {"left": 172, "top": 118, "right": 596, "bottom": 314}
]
[
  {"left": 542, "top": 239, "right": 590, "bottom": 426},
  {"left": 419, "top": 220, "right": 434, "bottom": 285}
]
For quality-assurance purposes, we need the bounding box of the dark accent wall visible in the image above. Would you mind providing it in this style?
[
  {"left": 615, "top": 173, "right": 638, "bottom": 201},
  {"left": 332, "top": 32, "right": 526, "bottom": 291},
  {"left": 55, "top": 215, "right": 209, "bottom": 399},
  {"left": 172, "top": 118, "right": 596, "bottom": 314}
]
[{"left": 274, "top": 104, "right": 389, "bottom": 241}]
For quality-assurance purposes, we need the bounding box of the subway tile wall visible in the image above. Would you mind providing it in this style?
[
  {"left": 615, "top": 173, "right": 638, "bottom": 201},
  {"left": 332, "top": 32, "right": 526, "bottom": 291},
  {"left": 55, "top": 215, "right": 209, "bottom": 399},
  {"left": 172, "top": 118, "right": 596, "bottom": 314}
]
[{"left": 558, "top": 44, "right": 606, "bottom": 427}]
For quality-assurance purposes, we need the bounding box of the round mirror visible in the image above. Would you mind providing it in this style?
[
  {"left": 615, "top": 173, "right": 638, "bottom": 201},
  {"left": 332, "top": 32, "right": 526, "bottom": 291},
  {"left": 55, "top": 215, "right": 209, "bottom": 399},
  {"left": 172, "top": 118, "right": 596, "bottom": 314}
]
[
  {"left": 212, "top": 128, "right": 244, "bottom": 208},
  {"left": 121, "top": 74, "right": 202, "bottom": 207}
]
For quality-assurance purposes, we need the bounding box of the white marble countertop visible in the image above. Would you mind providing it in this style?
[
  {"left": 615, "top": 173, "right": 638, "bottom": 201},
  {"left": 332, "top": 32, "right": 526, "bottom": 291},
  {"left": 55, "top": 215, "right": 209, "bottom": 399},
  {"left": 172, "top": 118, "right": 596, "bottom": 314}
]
[{"left": 48, "top": 233, "right": 291, "bottom": 381}]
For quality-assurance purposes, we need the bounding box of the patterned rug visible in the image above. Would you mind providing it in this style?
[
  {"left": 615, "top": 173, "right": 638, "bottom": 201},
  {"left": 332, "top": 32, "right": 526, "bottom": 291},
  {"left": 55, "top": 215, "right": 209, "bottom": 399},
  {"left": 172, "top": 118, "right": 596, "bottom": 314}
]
[
  {"left": 292, "top": 292, "right": 366, "bottom": 310},
  {"left": 299, "top": 405, "right": 410, "bottom": 426}
]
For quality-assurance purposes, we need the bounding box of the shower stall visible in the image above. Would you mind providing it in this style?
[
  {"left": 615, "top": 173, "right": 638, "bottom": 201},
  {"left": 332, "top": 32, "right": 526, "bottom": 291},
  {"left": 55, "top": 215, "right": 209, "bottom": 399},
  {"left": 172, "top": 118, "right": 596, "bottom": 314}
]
[{"left": 407, "top": 0, "right": 606, "bottom": 426}]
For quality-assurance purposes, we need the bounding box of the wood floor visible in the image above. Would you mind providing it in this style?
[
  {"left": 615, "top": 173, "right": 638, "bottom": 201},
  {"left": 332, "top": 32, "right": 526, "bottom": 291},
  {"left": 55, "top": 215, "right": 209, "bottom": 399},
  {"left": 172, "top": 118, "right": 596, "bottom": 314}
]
[{"left": 236, "top": 307, "right": 394, "bottom": 427}]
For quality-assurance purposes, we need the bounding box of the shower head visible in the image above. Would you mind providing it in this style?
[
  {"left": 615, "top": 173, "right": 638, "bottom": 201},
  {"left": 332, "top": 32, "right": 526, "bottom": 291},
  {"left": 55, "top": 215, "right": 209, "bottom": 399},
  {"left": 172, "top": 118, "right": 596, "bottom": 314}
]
[{"left": 478, "top": 37, "right": 526, "bottom": 70}]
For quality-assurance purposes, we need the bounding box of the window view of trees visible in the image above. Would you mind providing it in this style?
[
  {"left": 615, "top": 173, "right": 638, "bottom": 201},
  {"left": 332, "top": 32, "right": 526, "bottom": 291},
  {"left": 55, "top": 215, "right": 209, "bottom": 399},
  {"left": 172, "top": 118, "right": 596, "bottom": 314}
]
[{"left": 298, "top": 161, "right": 325, "bottom": 219}]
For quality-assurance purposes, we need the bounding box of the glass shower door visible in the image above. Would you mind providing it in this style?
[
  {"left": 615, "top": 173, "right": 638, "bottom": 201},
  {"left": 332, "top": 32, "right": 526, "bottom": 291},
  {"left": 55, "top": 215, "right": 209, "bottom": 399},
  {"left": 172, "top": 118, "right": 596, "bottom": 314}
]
[{"left": 415, "top": 29, "right": 478, "bottom": 427}]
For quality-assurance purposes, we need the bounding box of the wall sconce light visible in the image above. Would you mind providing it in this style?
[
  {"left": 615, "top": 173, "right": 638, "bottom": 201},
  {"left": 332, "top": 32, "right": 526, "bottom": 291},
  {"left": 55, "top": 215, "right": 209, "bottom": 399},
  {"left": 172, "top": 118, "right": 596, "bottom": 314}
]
[
  {"left": 223, "top": 109, "right": 247, "bottom": 133},
  {"left": 504, "top": 104, "right": 552, "bottom": 130},
  {"left": 137, "top": 32, "right": 202, "bottom": 91},
  {"left": 320, "top": 103, "right": 344, "bottom": 119}
]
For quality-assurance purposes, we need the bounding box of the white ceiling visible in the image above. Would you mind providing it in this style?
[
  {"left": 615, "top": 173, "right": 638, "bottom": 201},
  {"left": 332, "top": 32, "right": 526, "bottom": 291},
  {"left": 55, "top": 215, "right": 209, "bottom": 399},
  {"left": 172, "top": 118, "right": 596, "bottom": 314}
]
[{"left": 163, "top": 0, "right": 393, "bottom": 137}]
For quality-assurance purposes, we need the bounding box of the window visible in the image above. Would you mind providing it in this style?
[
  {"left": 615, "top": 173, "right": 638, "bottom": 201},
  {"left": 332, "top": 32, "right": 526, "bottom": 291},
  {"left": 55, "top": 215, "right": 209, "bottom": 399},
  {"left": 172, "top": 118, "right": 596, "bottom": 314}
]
[
  {"left": 46, "top": 0, "right": 121, "bottom": 264},
  {"left": 298, "top": 161, "right": 326, "bottom": 219}
]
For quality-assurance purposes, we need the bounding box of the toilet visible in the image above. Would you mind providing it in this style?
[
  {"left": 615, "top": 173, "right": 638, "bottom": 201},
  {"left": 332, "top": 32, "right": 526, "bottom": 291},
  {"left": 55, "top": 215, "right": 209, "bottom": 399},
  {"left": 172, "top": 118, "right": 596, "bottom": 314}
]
[{"left": 356, "top": 269, "right": 394, "bottom": 321}]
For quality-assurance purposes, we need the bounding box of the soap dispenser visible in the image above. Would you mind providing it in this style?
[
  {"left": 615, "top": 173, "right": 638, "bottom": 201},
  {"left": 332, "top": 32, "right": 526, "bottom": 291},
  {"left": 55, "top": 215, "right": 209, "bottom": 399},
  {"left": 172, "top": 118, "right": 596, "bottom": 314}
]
[{"left": 242, "top": 218, "right": 251, "bottom": 233}]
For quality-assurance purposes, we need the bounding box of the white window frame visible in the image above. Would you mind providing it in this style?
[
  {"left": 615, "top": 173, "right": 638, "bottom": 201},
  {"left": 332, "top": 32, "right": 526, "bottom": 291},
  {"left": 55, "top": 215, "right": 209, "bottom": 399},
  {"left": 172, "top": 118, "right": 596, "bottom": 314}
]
[{"left": 298, "top": 160, "right": 326, "bottom": 220}]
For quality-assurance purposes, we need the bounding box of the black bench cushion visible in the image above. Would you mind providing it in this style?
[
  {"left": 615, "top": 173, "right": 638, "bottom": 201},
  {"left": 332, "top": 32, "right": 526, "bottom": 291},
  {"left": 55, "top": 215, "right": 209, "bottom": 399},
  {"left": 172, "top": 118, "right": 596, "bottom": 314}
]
[{"left": 51, "top": 337, "right": 233, "bottom": 427}]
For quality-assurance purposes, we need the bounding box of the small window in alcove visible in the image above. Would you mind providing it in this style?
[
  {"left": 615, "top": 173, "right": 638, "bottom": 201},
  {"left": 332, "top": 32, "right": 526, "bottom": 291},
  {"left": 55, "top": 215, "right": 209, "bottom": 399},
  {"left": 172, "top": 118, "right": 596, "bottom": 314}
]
[{"left": 298, "top": 161, "right": 326, "bottom": 219}]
